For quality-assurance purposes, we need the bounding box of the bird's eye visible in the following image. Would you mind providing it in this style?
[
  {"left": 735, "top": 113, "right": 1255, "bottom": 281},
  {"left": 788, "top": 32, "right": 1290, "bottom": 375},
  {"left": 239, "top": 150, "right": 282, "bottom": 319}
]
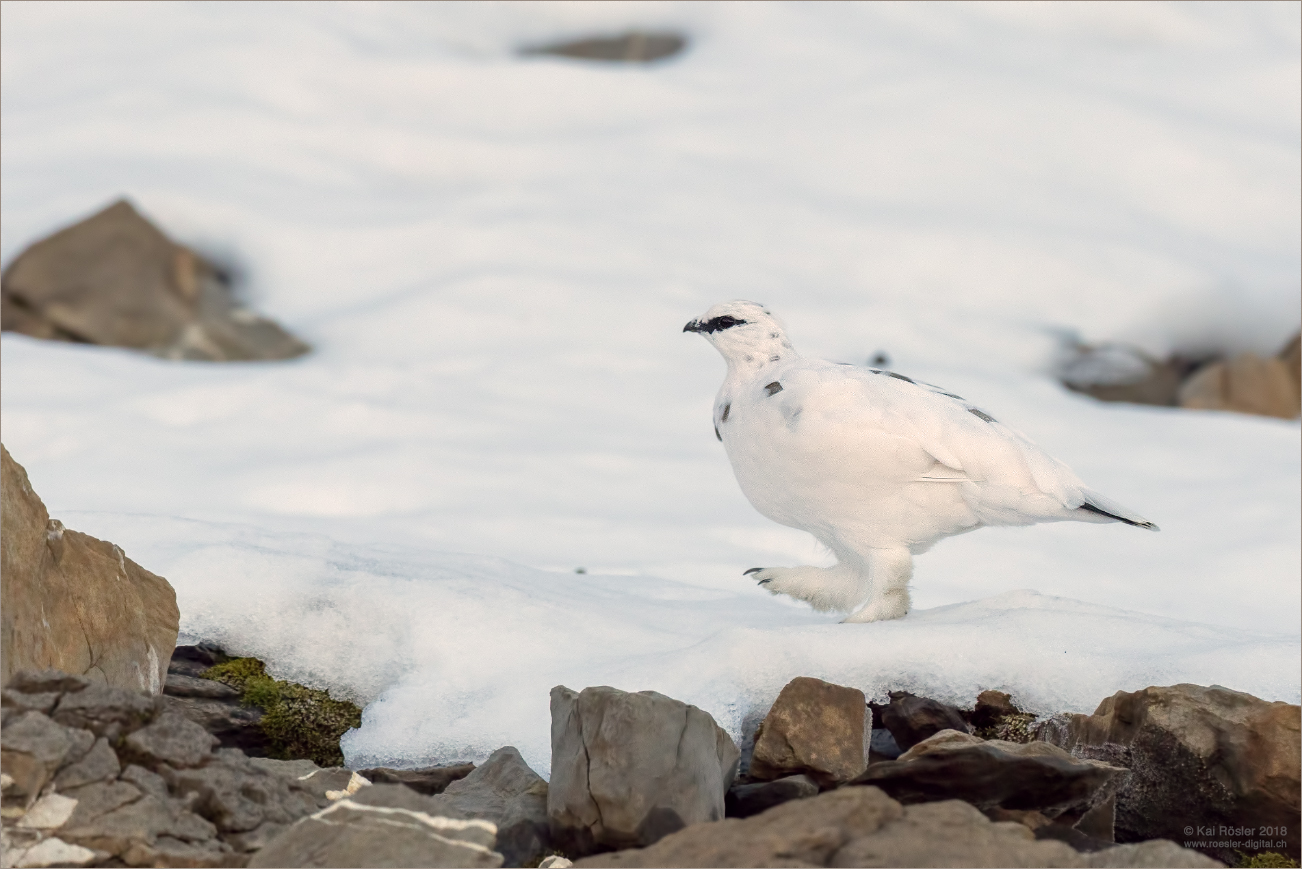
[{"left": 703, "top": 315, "right": 748, "bottom": 333}]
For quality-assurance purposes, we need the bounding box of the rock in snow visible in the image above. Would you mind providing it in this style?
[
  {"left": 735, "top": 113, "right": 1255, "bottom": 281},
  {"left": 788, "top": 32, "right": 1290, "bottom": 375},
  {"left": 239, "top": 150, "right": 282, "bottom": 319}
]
[
  {"left": 1037, "top": 683, "right": 1301, "bottom": 865},
  {"left": 1, "top": 445, "right": 179, "bottom": 694},
  {"left": 748, "top": 676, "right": 870, "bottom": 788},
  {"left": 547, "top": 685, "right": 740, "bottom": 857},
  {"left": 0, "top": 200, "right": 308, "bottom": 362}
]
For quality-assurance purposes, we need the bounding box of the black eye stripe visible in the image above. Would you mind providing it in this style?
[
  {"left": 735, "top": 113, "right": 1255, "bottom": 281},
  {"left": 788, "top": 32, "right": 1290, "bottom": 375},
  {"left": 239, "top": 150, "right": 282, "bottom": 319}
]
[{"left": 701, "top": 315, "right": 748, "bottom": 333}]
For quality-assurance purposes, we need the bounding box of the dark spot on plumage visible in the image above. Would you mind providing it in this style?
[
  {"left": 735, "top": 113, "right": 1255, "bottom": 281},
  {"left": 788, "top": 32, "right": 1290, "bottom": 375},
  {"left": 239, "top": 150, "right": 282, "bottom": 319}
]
[
  {"left": 765, "top": 381, "right": 783, "bottom": 396},
  {"left": 938, "top": 391, "right": 965, "bottom": 400},
  {"left": 770, "top": 332, "right": 779, "bottom": 339},
  {"left": 886, "top": 372, "right": 914, "bottom": 383},
  {"left": 769, "top": 354, "right": 780, "bottom": 362},
  {"left": 721, "top": 403, "right": 730, "bottom": 422},
  {"left": 715, "top": 423, "right": 722, "bottom": 441},
  {"left": 968, "top": 407, "right": 996, "bottom": 423},
  {"left": 684, "top": 315, "right": 749, "bottom": 334}
]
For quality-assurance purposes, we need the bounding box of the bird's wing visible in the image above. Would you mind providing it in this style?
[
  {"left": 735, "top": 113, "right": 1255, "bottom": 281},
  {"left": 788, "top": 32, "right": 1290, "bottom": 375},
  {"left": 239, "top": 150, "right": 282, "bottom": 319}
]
[{"left": 778, "top": 361, "right": 1092, "bottom": 516}]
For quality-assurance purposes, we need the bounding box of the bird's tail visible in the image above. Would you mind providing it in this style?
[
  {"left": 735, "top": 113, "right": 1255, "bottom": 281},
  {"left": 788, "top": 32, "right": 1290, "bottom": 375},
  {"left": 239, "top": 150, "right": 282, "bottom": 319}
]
[{"left": 1077, "top": 490, "right": 1159, "bottom": 531}]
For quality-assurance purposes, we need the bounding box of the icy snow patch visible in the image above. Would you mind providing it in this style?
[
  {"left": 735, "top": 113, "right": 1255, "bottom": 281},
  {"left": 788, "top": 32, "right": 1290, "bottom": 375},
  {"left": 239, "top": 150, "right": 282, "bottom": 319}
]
[{"left": 79, "top": 515, "right": 1300, "bottom": 779}]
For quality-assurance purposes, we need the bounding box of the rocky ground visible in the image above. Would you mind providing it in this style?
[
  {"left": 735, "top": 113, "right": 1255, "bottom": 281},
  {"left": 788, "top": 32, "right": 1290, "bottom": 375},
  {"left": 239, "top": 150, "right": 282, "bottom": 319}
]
[{"left": 3, "top": 655, "right": 1298, "bottom": 868}]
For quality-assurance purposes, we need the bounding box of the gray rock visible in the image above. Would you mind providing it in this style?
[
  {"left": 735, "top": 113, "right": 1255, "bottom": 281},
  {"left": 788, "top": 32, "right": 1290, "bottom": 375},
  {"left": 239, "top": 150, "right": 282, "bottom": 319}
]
[
  {"left": 1037, "top": 683, "right": 1300, "bottom": 865},
  {"left": 0, "top": 711, "right": 95, "bottom": 804},
  {"left": 53, "top": 738, "right": 120, "bottom": 790},
  {"left": 61, "top": 792, "right": 222, "bottom": 859},
  {"left": 161, "top": 692, "right": 269, "bottom": 757},
  {"left": 247, "top": 757, "right": 323, "bottom": 782},
  {"left": 1, "top": 690, "right": 61, "bottom": 715},
  {"left": 121, "top": 711, "right": 218, "bottom": 769},
  {"left": 854, "top": 730, "right": 1126, "bottom": 823},
  {"left": 50, "top": 683, "right": 158, "bottom": 741},
  {"left": 358, "top": 762, "right": 475, "bottom": 795},
  {"left": 250, "top": 794, "right": 504, "bottom": 868},
  {"left": 59, "top": 781, "right": 144, "bottom": 831},
  {"left": 163, "top": 673, "right": 239, "bottom": 700},
  {"left": 430, "top": 747, "right": 549, "bottom": 868},
  {"left": 165, "top": 754, "right": 318, "bottom": 833},
  {"left": 119, "top": 765, "right": 171, "bottom": 803},
  {"left": 224, "top": 821, "right": 286, "bottom": 853},
  {"left": 749, "top": 677, "right": 869, "bottom": 787},
  {"left": 725, "top": 774, "right": 819, "bottom": 818},
  {"left": 4, "top": 671, "right": 90, "bottom": 695},
  {"left": 548, "top": 685, "right": 740, "bottom": 857},
  {"left": 868, "top": 729, "right": 902, "bottom": 760}
]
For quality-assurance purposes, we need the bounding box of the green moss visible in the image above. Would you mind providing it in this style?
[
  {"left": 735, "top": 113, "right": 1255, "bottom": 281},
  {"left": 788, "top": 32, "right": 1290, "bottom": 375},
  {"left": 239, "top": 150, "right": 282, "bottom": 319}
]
[
  {"left": 201, "top": 657, "right": 362, "bottom": 767},
  {"left": 1236, "top": 853, "right": 1299, "bottom": 868}
]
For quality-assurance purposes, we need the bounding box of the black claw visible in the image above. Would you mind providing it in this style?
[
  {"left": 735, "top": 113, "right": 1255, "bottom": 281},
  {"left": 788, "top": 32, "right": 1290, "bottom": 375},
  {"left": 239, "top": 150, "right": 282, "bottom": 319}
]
[
  {"left": 758, "top": 578, "right": 772, "bottom": 585},
  {"left": 743, "top": 567, "right": 763, "bottom": 576}
]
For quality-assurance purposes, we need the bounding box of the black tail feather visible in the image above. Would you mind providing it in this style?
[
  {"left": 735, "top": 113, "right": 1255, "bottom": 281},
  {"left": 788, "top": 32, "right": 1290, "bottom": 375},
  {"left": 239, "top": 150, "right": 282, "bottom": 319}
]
[{"left": 1079, "top": 501, "right": 1158, "bottom": 530}]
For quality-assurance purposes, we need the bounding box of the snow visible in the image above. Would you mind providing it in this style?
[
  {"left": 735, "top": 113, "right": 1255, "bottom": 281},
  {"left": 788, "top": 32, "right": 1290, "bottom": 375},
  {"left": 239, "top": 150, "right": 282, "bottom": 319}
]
[{"left": 2, "top": 2, "right": 1298, "bottom": 776}]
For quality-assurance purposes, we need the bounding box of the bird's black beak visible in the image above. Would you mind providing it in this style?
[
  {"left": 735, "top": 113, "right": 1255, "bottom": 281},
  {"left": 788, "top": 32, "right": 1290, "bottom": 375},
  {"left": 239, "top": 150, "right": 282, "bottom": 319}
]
[{"left": 683, "top": 320, "right": 703, "bottom": 333}]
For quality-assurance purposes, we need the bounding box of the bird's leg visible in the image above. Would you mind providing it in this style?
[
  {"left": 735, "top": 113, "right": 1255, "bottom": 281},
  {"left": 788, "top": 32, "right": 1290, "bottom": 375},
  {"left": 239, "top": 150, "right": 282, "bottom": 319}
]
[
  {"left": 745, "top": 562, "right": 871, "bottom": 613},
  {"left": 842, "top": 548, "right": 913, "bottom": 623}
]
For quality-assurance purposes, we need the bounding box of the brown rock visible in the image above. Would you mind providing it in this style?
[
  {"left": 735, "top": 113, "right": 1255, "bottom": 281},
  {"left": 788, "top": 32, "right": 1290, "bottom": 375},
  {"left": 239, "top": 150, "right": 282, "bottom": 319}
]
[
  {"left": 520, "top": 32, "right": 687, "bottom": 64},
  {"left": 749, "top": 677, "right": 869, "bottom": 787},
  {"left": 0, "top": 199, "right": 308, "bottom": 361},
  {"left": 357, "top": 763, "right": 476, "bottom": 796},
  {"left": 573, "top": 786, "right": 1220, "bottom": 868},
  {"left": 869, "top": 691, "right": 970, "bottom": 751},
  {"left": 2, "top": 446, "right": 179, "bottom": 693},
  {"left": 1037, "top": 683, "right": 1300, "bottom": 865},
  {"left": 853, "top": 730, "right": 1126, "bottom": 826},
  {"left": 1280, "top": 331, "right": 1300, "bottom": 386},
  {"left": 1177, "top": 353, "right": 1301, "bottom": 418}
]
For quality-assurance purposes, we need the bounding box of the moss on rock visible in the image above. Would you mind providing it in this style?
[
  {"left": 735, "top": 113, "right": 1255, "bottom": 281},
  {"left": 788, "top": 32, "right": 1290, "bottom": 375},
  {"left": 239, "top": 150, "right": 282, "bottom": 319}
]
[{"left": 201, "top": 656, "right": 361, "bottom": 767}]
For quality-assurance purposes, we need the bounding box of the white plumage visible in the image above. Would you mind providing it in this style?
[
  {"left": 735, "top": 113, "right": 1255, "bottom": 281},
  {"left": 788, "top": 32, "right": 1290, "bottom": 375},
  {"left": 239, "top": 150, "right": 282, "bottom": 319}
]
[{"left": 684, "top": 300, "right": 1157, "bottom": 623}]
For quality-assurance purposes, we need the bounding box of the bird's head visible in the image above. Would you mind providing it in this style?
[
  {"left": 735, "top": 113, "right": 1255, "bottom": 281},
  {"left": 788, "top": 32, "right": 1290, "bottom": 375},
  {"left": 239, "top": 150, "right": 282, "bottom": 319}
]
[{"left": 684, "top": 301, "right": 796, "bottom": 370}]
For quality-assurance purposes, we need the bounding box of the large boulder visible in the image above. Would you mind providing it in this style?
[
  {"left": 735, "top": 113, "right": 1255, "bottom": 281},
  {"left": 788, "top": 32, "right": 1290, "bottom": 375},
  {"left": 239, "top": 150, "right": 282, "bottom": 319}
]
[
  {"left": 571, "top": 785, "right": 1219, "bottom": 868},
  {"left": 748, "top": 677, "right": 869, "bottom": 788},
  {"left": 1, "top": 445, "right": 178, "bottom": 694},
  {"left": 854, "top": 729, "right": 1127, "bottom": 839},
  {"left": 1037, "top": 683, "right": 1300, "bottom": 865},
  {"left": 0, "top": 199, "right": 308, "bottom": 361},
  {"left": 548, "top": 685, "right": 740, "bottom": 857}
]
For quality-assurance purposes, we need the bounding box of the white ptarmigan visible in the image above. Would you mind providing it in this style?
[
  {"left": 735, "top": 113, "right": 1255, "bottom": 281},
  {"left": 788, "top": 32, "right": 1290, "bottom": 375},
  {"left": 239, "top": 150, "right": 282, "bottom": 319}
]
[{"left": 684, "top": 300, "right": 1157, "bottom": 623}]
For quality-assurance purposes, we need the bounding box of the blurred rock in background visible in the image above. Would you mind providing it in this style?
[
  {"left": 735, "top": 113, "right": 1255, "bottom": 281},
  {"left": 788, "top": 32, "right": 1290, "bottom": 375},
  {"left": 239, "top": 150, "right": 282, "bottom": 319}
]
[
  {"left": 1060, "top": 330, "right": 1301, "bottom": 419},
  {"left": 519, "top": 31, "right": 687, "bottom": 64},
  {"left": 0, "top": 199, "right": 309, "bottom": 362}
]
